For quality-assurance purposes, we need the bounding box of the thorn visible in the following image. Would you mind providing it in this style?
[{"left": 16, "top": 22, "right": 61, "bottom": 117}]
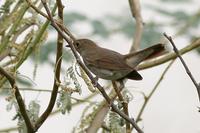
[{"left": 65, "top": 45, "right": 70, "bottom": 47}]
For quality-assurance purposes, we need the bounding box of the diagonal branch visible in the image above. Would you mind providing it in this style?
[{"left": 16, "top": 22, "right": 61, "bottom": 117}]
[
  {"left": 0, "top": 67, "right": 34, "bottom": 133},
  {"left": 163, "top": 33, "right": 200, "bottom": 103},
  {"left": 40, "top": 1, "right": 143, "bottom": 133},
  {"left": 25, "top": 0, "right": 75, "bottom": 41}
]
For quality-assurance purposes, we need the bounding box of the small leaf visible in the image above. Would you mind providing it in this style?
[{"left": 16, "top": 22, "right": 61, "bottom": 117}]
[
  {"left": 28, "top": 100, "right": 40, "bottom": 122},
  {"left": 57, "top": 89, "right": 72, "bottom": 114},
  {"left": 109, "top": 111, "right": 125, "bottom": 133}
]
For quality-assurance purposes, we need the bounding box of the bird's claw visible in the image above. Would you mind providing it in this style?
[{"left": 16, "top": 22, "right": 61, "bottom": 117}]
[{"left": 92, "top": 76, "right": 99, "bottom": 87}]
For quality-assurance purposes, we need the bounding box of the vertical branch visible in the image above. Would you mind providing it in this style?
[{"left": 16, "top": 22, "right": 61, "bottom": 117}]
[
  {"left": 128, "top": 0, "right": 144, "bottom": 52},
  {"left": 34, "top": 1, "right": 64, "bottom": 130},
  {"left": 112, "top": 81, "right": 131, "bottom": 133}
]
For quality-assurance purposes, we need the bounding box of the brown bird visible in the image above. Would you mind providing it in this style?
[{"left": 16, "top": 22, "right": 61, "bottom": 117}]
[{"left": 73, "top": 39, "right": 165, "bottom": 81}]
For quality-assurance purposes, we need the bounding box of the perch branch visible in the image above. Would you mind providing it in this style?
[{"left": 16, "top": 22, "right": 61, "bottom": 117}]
[{"left": 112, "top": 81, "right": 130, "bottom": 132}]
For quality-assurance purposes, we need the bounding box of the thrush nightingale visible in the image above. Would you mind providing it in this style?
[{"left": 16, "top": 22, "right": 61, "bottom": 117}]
[{"left": 73, "top": 39, "right": 165, "bottom": 81}]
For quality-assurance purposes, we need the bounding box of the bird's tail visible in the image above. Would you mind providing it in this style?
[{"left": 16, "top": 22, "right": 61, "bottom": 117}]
[{"left": 124, "top": 43, "right": 166, "bottom": 68}]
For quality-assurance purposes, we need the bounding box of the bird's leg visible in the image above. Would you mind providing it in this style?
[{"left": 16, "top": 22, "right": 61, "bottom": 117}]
[
  {"left": 119, "top": 80, "right": 125, "bottom": 89},
  {"left": 116, "top": 79, "right": 125, "bottom": 90}
]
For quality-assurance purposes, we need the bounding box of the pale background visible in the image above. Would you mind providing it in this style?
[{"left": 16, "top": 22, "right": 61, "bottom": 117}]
[{"left": 0, "top": 0, "right": 200, "bottom": 133}]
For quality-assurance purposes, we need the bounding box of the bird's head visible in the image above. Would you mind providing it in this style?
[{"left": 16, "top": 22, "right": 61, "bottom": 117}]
[{"left": 73, "top": 39, "right": 97, "bottom": 55}]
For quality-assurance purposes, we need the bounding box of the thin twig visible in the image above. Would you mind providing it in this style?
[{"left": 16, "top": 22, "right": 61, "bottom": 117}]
[
  {"left": 136, "top": 60, "right": 175, "bottom": 123},
  {"left": 112, "top": 81, "right": 130, "bottom": 133},
  {"left": 26, "top": 0, "right": 48, "bottom": 18},
  {"left": 0, "top": 67, "right": 34, "bottom": 133},
  {"left": 129, "top": 0, "right": 144, "bottom": 52},
  {"left": 40, "top": 1, "right": 143, "bottom": 132},
  {"left": 25, "top": 0, "right": 76, "bottom": 41},
  {"left": 163, "top": 33, "right": 200, "bottom": 102}
]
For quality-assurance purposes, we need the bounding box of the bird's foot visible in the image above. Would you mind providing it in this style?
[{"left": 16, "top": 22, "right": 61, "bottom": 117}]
[{"left": 92, "top": 76, "right": 99, "bottom": 87}]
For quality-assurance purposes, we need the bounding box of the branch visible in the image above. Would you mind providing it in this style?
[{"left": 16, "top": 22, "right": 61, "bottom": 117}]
[
  {"left": 34, "top": 0, "right": 64, "bottom": 130},
  {"left": 163, "top": 33, "right": 200, "bottom": 103},
  {"left": 40, "top": 1, "right": 143, "bottom": 132},
  {"left": 0, "top": 49, "right": 10, "bottom": 61},
  {"left": 129, "top": 0, "right": 144, "bottom": 52},
  {"left": 136, "top": 60, "right": 175, "bottom": 123},
  {"left": 0, "top": 67, "right": 34, "bottom": 133},
  {"left": 0, "top": 127, "right": 18, "bottom": 133},
  {"left": 86, "top": 104, "right": 110, "bottom": 133},
  {"left": 0, "top": 93, "right": 98, "bottom": 133},
  {"left": 85, "top": 89, "right": 116, "bottom": 132},
  {"left": 112, "top": 81, "right": 130, "bottom": 133},
  {"left": 25, "top": 0, "right": 76, "bottom": 41},
  {"left": 137, "top": 38, "right": 200, "bottom": 70}
]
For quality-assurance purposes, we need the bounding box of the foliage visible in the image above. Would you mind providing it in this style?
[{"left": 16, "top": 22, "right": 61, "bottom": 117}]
[{"left": 57, "top": 64, "right": 82, "bottom": 114}]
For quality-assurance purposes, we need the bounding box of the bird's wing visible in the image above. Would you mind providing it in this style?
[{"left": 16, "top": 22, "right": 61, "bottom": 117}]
[{"left": 84, "top": 48, "right": 132, "bottom": 71}]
